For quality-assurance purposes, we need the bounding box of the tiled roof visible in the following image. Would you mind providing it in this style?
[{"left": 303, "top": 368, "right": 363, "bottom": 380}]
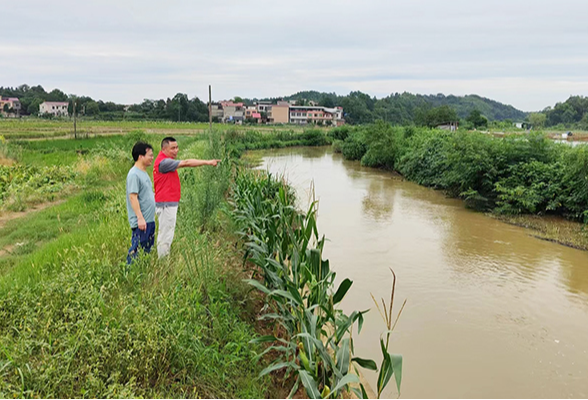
[{"left": 41, "top": 101, "right": 69, "bottom": 105}]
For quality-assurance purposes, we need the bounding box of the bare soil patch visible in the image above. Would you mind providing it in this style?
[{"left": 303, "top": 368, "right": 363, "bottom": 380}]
[{"left": 0, "top": 199, "right": 64, "bottom": 230}]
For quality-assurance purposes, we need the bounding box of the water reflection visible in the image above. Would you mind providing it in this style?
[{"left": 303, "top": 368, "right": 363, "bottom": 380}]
[{"left": 361, "top": 178, "right": 395, "bottom": 221}]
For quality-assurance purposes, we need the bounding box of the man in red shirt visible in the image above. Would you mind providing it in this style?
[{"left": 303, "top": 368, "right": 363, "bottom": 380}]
[{"left": 153, "top": 136, "right": 220, "bottom": 258}]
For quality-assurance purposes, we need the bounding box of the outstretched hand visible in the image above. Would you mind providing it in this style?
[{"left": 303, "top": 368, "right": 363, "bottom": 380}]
[{"left": 209, "top": 159, "right": 222, "bottom": 167}]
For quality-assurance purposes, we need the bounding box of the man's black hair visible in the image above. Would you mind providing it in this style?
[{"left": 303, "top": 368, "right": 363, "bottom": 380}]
[
  {"left": 161, "top": 136, "right": 177, "bottom": 149},
  {"left": 132, "top": 141, "right": 153, "bottom": 162}
]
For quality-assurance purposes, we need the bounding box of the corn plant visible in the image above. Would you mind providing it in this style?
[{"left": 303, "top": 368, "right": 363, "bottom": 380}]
[
  {"left": 229, "top": 169, "right": 403, "bottom": 398},
  {"left": 371, "top": 269, "right": 406, "bottom": 398}
]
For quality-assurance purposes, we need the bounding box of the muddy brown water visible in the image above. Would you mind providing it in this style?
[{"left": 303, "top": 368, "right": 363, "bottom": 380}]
[{"left": 255, "top": 146, "right": 588, "bottom": 398}]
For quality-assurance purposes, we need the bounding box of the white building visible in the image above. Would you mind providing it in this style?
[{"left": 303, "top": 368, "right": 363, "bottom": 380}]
[
  {"left": 39, "top": 101, "right": 69, "bottom": 117},
  {"left": 288, "top": 105, "right": 345, "bottom": 126}
]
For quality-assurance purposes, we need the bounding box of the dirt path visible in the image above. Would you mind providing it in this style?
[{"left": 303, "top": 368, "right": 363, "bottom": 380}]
[
  {"left": 0, "top": 244, "right": 15, "bottom": 257},
  {"left": 0, "top": 199, "right": 64, "bottom": 230},
  {"left": 0, "top": 200, "right": 66, "bottom": 257}
]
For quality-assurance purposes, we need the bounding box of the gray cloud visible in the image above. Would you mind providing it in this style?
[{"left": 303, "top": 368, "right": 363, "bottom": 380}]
[{"left": 2, "top": 0, "right": 587, "bottom": 111}]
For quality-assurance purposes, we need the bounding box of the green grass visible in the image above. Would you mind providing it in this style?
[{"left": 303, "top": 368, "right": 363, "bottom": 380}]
[
  {"left": 0, "top": 119, "right": 212, "bottom": 139},
  {"left": 0, "top": 190, "right": 109, "bottom": 275},
  {"left": 11, "top": 133, "right": 201, "bottom": 165},
  {"left": 0, "top": 132, "right": 272, "bottom": 398},
  {"left": 0, "top": 118, "right": 309, "bottom": 139}
]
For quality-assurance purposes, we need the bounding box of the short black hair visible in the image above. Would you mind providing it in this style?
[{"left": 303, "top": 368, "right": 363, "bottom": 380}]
[
  {"left": 161, "top": 136, "right": 177, "bottom": 149},
  {"left": 132, "top": 141, "right": 153, "bottom": 161}
]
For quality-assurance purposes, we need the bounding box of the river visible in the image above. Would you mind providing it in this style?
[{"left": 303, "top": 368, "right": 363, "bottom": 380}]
[{"left": 256, "top": 146, "right": 588, "bottom": 398}]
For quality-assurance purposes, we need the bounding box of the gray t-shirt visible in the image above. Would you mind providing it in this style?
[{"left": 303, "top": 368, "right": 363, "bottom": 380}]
[{"left": 126, "top": 166, "right": 156, "bottom": 228}]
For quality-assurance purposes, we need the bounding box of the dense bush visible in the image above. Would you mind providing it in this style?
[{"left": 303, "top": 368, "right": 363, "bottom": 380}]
[
  {"left": 224, "top": 128, "right": 331, "bottom": 157},
  {"left": 337, "top": 123, "right": 588, "bottom": 221},
  {"left": 340, "top": 130, "right": 367, "bottom": 161},
  {"left": 327, "top": 125, "right": 350, "bottom": 141}
]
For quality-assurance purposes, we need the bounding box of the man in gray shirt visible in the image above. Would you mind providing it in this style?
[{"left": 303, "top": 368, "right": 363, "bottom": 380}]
[{"left": 126, "top": 141, "right": 156, "bottom": 264}]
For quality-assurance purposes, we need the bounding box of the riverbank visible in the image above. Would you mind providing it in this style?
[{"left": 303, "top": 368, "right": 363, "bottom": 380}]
[{"left": 492, "top": 213, "right": 588, "bottom": 251}]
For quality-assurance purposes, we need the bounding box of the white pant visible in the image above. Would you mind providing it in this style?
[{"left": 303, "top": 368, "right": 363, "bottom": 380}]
[{"left": 156, "top": 205, "right": 178, "bottom": 258}]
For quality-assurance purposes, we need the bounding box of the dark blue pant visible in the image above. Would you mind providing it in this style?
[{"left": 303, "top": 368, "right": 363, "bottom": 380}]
[{"left": 127, "top": 221, "right": 156, "bottom": 264}]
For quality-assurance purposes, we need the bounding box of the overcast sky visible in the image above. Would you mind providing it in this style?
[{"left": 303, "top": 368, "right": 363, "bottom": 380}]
[{"left": 2, "top": 0, "right": 587, "bottom": 111}]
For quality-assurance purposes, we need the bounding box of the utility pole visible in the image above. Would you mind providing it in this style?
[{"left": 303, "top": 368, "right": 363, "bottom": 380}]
[
  {"left": 73, "top": 99, "right": 77, "bottom": 139},
  {"left": 209, "top": 85, "right": 212, "bottom": 132}
]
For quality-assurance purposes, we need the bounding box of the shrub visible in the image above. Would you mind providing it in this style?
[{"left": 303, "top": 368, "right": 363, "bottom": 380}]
[
  {"left": 328, "top": 125, "right": 350, "bottom": 141},
  {"left": 340, "top": 131, "right": 367, "bottom": 161},
  {"left": 335, "top": 122, "right": 588, "bottom": 220}
]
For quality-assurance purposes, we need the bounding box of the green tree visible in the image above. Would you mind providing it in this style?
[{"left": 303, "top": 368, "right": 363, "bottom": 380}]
[
  {"left": 319, "top": 94, "right": 336, "bottom": 108},
  {"left": 562, "top": 106, "right": 577, "bottom": 124},
  {"left": 466, "top": 109, "right": 488, "bottom": 128},
  {"left": 167, "top": 93, "right": 189, "bottom": 121},
  {"left": 186, "top": 97, "right": 208, "bottom": 122},
  {"left": 580, "top": 113, "right": 588, "bottom": 130},
  {"left": 340, "top": 92, "right": 375, "bottom": 125},
  {"left": 27, "top": 97, "right": 44, "bottom": 115},
  {"left": 528, "top": 112, "right": 547, "bottom": 129},
  {"left": 417, "top": 105, "right": 458, "bottom": 127},
  {"left": 47, "top": 88, "right": 68, "bottom": 101},
  {"left": 85, "top": 101, "right": 100, "bottom": 116}
]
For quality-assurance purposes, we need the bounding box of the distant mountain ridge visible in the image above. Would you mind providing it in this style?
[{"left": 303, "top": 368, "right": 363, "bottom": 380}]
[{"left": 275, "top": 91, "right": 527, "bottom": 122}]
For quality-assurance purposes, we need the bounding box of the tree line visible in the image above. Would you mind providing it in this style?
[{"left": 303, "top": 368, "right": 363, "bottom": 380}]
[
  {"left": 2, "top": 84, "right": 587, "bottom": 129},
  {"left": 527, "top": 96, "right": 588, "bottom": 130},
  {"left": 0, "top": 85, "right": 210, "bottom": 122}
]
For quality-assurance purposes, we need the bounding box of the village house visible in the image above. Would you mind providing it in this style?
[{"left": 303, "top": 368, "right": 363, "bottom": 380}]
[
  {"left": 219, "top": 101, "right": 244, "bottom": 124},
  {"left": 255, "top": 101, "right": 272, "bottom": 114},
  {"left": 39, "top": 101, "right": 69, "bottom": 117},
  {"left": 0, "top": 96, "right": 21, "bottom": 117},
  {"left": 436, "top": 121, "right": 459, "bottom": 131},
  {"left": 269, "top": 101, "right": 290, "bottom": 124},
  {"left": 244, "top": 106, "right": 257, "bottom": 118},
  {"left": 214, "top": 99, "right": 345, "bottom": 126},
  {"left": 210, "top": 103, "right": 224, "bottom": 121},
  {"left": 289, "top": 105, "right": 345, "bottom": 126}
]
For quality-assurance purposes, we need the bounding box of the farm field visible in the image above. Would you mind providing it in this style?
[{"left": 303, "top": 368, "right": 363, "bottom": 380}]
[{"left": 0, "top": 118, "right": 308, "bottom": 140}]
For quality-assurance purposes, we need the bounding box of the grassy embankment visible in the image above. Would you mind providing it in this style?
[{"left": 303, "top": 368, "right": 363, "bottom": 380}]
[
  {"left": 1, "top": 126, "right": 405, "bottom": 398},
  {"left": 0, "top": 131, "right": 273, "bottom": 398}
]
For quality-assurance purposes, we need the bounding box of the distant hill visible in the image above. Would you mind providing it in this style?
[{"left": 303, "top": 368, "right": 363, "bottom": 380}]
[
  {"left": 277, "top": 91, "right": 527, "bottom": 123},
  {"left": 1, "top": 83, "right": 528, "bottom": 125},
  {"left": 423, "top": 93, "right": 526, "bottom": 121}
]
